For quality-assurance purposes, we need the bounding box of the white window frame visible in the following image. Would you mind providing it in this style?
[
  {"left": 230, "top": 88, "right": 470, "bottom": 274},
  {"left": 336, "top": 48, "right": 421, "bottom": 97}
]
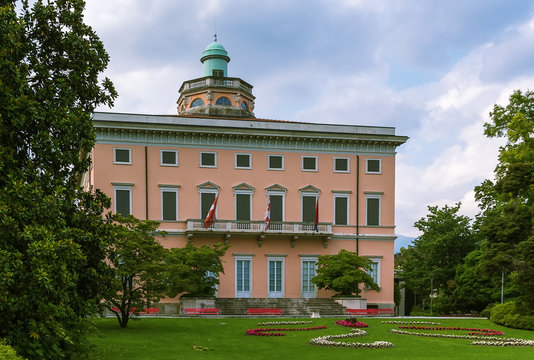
[
  {"left": 160, "top": 186, "right": 179, "bottom": 221},
  {"left": 333, "top": 193, "right": 350, "bottom": 226},
  {"left": 235, "top": 153, "right": 252, "bottom": 169},
  {"left": 267, "top": 256, "right": 285, "bottom": 298},
  {"left": 366, "top": 158, "right": 382, "bottom": 174},
  {"left": 200, "top": 151, "right": 217, "bottom": 168},
  {"left": 160, "top": 149, "right": 178, "bottom": 166},
  {"left": 267, "top": 154, "right": 284, "bottom": 170},
  {"left": 366, "top": 257, "right": 381, "bottom": 288},
  {"left": 301, "top": 156, "right": 318, "bottom": 171},
  {"left": 334, "top": 157, "right": 350, "bottom": 173},
  {"left": 235, "top": 255, "right": 253, "bottom": 298},
  {"left": 365, "top": 193, "right": 382, "bottom": 226},
  {"left": 113, "top": 147, "right": 131, "bottom": 165},
  {"left": 113, "top": 185, "right": 132, "bottom": 215},
  {"left": 234, "top": 189, "right": 253, "bottom": 221}
]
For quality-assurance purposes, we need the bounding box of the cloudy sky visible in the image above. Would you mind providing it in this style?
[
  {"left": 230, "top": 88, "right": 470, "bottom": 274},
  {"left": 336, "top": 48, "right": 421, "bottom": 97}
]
[{"left": 84, "top": 0, "right": 534, "bottom": 240}]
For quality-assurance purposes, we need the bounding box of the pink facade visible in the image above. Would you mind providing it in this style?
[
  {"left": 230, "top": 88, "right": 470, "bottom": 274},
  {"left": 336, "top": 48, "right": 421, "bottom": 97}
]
[{"left": 90, "top": 113, "right": 407, "bottom": 308}]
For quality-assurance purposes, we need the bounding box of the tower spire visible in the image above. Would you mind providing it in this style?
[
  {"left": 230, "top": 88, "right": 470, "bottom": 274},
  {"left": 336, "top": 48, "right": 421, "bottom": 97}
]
[{"left": 214, "top": 33, "right": 217, "bottom": 42}]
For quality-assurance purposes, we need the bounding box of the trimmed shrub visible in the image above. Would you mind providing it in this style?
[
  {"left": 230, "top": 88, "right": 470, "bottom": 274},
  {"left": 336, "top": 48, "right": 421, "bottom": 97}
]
[
  {"left": 0, "top": 340, "right": 25, "bottom": 360},
  {"left": 490, "top": 301, "right": 534, "bottom": 330}
]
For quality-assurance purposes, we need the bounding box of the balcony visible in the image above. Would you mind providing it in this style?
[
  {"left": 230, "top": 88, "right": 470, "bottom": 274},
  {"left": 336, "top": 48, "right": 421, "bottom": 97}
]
[
  {"left": 180, "top": 76, "right": 254, "bottom": 96},
  {"left": 186, "top": 219, "right": 332, "bottom": 248}
]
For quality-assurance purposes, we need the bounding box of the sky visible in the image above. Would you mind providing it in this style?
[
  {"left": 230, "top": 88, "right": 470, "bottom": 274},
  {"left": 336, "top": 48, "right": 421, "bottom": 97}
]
[{"left": 84, "top": 0, "right": 534, "bottom": 240}]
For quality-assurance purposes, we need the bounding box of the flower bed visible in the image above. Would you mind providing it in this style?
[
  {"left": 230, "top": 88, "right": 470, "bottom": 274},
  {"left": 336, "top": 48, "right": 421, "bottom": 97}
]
[
  {"left": 397, "top": 326, "right": 504, "bottom": 336},
  {"left": 310, "top": 329, "right": 394, "bottom": 349},
  {"left": 245, "top": 326, "right": 327, "bottom": 336},
  {"left": 336, "top": 319, "right": 368, "bottom": 328},
  {"left": 257, "top": 321, "right": 313, "bottom": 326},
  {"left": 382, "top": 320, "right": 441, "bottom": 325}
]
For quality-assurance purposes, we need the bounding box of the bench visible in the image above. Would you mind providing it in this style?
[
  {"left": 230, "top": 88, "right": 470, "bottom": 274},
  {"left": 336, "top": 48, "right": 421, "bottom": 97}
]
[
  {"left": 140, "top": 308, "right": 160, "bottom": 315},
  {"left": 346, "top": 308, "right": 394, "bottom": 316},
  {"left": 247, "top": 308, "right": 283, "bottom": 316},
  {"left": 184, "top": 308, "right": 221, "bottom": 315}
]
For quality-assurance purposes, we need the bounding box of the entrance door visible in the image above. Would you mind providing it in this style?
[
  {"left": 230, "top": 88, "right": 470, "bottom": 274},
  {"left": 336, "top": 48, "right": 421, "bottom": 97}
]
[
  {"left": 236, "top": 258, "right": 251, "bottom": 298},
  {"left": 268, "top": 258, "right": 284, "bottom": 298},
  {"left": 301, "top": 259, "right": 317, "bottom": 298}
]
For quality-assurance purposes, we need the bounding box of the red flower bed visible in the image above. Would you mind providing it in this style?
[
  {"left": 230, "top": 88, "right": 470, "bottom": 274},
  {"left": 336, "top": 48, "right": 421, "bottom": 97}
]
[
  {"left": 245, "top": 326, "right": 327, "bottom": 336},
  {"left": 336, "top": 320, "right": 368, "bottom": 328},
  {"left": 398, "top": 326, "right": 503, "bottom": 336}
]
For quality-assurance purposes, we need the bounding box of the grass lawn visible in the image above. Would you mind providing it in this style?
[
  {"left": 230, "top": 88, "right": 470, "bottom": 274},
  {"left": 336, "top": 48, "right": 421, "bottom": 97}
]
[{"left": 89, "top": 317, "right": 534, "bottom": 360}]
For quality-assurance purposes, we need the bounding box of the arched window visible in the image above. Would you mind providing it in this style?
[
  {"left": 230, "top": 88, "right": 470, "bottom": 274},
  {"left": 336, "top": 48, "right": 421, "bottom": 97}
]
[
  {"left": 240, "top": 101, "right": 248, "bottom": 110},
  {"left": 190, "top": 98, "right": 205, "bottom": 108},
  {"left": 215, "top": 97, "right": 232, "bottom": 106}
]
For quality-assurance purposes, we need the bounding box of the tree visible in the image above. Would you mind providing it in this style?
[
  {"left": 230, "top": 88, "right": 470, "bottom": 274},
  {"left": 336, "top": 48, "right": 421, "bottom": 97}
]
[
  {"left": 476, "top": 89, "right": 534, "bottom": 314},
  {"left": 166, "top": 243, "right": 229, "bottom": 298},
  {"left": 401, "top": 203, "right": 477, "bottom": 309},
  {"left": 311, "top": 249, "right": 379, "bottom": 296},
  {"left": 0, "top": 1, "right": 115, "bottom": 358},
  {"left": 104, "top": 216, "right": 167, "bottom": 329}
]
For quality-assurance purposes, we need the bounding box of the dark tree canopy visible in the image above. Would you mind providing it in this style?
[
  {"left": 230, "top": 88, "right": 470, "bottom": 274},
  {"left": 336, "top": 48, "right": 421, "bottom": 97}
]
[{"left": 0, "top": 0, "right": 116, "bottom": 358}]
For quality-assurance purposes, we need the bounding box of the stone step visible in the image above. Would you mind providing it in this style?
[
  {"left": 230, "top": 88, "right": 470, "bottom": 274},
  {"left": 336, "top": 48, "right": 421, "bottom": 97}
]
[{"left": 215, "top": 298, "right": 347, "bottom": 316}]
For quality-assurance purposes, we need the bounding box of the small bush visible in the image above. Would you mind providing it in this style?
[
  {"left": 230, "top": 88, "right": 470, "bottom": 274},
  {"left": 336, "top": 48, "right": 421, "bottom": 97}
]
[
  {"left": 490, "top": 301, "right": 534, "bottom": 330},
  {"left": 0, "top": 340, "right": 25, "bottom": 360}
]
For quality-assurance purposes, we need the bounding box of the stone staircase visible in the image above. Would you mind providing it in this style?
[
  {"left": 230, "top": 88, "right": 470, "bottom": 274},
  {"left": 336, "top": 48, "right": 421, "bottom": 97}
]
[{"left": 215, "top": 298, "right": 346, "bottom": 316}]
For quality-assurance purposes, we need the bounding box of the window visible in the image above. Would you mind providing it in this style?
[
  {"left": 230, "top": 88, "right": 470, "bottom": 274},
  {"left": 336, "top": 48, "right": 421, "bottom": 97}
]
[
  {"left": 200, "top": 152, "right": 217, "bottom": 167},
  {"left": 200, "top": 191, "right": 217, "bottom": 219},
  {"left": 268, "top": 155, "right": 284, "bottom": 170},
  {"left": 301, "top": 257, "right": 317, "bottom": 298},
  {"left": 302, "top": 156, "right": 317, "bottom": 171},
  {"left": 235, "top": 153, "right": 251, "bottom": 169},
  {"left": 215, "top": 96, "right": 232, "bottom": 106},
  {"left": 114, "top": 148, "right": 131, "bottom": 164},
  {"left": 334, "top": 157, "right": 349, "bottom": 172},
  {"left": 366, "top": 258, "right": 381, "bottom": 287},
  {"left": 334, "top": 194, "right": 349, "bottom": 225},
  {"left": 235, "top": 256, "right": 252, "bottom": 298},
  {"left": 302, "top": 195, "right": 317, "bottom": 223},
  {"left": 268, "top": 194, "right": 284, "bottom": 223},
  {"left": 161, "top": 187, "right": 178, "bottom": 221},
  {"left": 190, "top": 98, "right": 205, "bottom": 108},
  {"left": 213, "top": 69, "right": 224, "bottom": 77},
  {"left": 160, "top": 150, "right": 178, "bottom": 166},
  {"left": 366, "top": 194, "right": 381, "bottom": 226},
  {"left": 240, "top": 101, "right": 248, "bottom": 110},
  {"left": 268, "top": 256, "right": 285, "bottom": 298},
  {"left": 114, "top": 185, "right": 132, "bottom": 216},
  {"left": 366, "top": 159, "right": 382, "bottom": 174},
  {"left": 236, "top": 193, "right": 251, "bottom": 221}
]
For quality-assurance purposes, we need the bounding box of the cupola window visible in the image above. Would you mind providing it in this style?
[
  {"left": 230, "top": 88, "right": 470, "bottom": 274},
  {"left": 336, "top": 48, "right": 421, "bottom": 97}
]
[
  {"left": 190, "top": 98, "right": 205, "bottom": 108},
  {"left": 215, "top": 97, "right": 232, "bottom": 106},
  {"left": 240, "top": 101, "right": 248, "bottom": 110}
]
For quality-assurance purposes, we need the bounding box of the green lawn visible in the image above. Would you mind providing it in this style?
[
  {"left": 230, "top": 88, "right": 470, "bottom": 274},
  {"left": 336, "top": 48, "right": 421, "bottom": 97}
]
[{"left": 89, "top": 317, "right": 534, "bottom": 360}]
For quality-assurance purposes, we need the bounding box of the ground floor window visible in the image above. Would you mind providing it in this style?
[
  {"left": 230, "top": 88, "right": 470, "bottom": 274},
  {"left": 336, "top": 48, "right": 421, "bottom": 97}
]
[
  {"left": 235, "top": 256, "right": 252, "bottom": 298},
  {"left": 267, "top": 257, "right": 285, "bottom": 298},
  {"left": 301, "top": 257, "right": 317, "bottom": 298}
]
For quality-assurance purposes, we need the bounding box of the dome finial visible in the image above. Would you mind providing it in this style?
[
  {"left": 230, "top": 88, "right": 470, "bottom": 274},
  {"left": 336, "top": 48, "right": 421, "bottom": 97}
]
[{"left": 214, "top": 33, "right": 217, "bottom": 42}]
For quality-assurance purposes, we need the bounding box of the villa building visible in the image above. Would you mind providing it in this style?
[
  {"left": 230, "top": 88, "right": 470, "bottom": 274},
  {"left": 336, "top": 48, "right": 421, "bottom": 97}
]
[{"left": 87, "top": 36, "right": 408, "bottom": 313}]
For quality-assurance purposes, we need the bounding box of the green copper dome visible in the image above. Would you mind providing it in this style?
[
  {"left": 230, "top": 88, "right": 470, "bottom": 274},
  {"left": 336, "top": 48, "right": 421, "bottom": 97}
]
[{"left": 201, "top": 34, "right": 230, "bottom": 77}]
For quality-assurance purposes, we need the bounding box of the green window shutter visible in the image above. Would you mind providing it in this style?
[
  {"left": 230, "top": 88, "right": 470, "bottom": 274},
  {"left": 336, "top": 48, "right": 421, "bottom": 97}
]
[
  {"left": 270, "top": 195, "right": 283, "bottom": 222},
  {"left": 303, "top": 157, "right": 316, "bottom": 170},
  {"left": 335, "top": 158, "right": 348, "bottom": 171},
  {"left": 367, "top": 159, "right": 381, "bottom": 173},
  {"left": 236, "top": 194, "right": 251, "bottom": 221},
  {"left": 302, "top": 196, "right": 316, "bottom": 223},
  {"left": 115, "top": 149, "right": 130, "bottom": 163},
  {"left": 335, "top": 197, "right": 348, "bottom": 225},
  {"left": 201, "top": 192, "right": 216, "bottom": 219},
  {"left": 201, "top": 153, "right": 215, "bottom": 166},
  {"left": 367, "top": 197, "right": 380, "bottom": 226},
  {"left": 269, "top": 155, "right": 283, "bottom": 169},
  {"left": 236, "top": 154, "right": 250, "bottom": 168},
  {"left": 162, "top": 151, "right": 176, "bottom": 165},
  {"left": 116, "top": 189, "right": 130, "bottom": 215},
  {"left": 162, "top": 191, "right": 177, "bottom": 220}
]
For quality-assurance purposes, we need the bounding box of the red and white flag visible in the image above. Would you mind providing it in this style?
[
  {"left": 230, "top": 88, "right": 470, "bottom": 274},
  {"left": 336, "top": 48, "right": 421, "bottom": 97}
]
[
  {"left": 204, "top": 195, "right": 219, "bottom": 229},
  {"left": 264, "top": 197, "right": 271, "bottom": 230}
]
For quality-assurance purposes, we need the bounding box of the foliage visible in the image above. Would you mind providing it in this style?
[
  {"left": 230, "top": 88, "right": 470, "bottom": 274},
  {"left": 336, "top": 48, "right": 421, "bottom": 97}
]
[
  {"left": 166, "top": 243, "right": 228, "bottom": 298},
  {"left": 0, "top": 340, "right": 25, "bottom": 360},
  {"left": 490, "top": 301, "right": 534, "bottom": 330},
  {"left": 476, "top": 89, "right": 534, "bottom": 313},
  {"left": 311, "top": 249, "right": 378, "bottom": 296},
  {"left": 0, "top": 0, "right": 115, "bottom": 358},
  {"left": 104, "top": 216, "right": 167, "bottom": 328},
  {"left": 401, "top": 203, "right": 476, "bottom": 307}
]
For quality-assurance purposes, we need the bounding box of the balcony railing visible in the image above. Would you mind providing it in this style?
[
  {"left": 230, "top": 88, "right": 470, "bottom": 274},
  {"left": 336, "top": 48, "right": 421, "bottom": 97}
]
[
  {"left": 182, "top": 77, "right": 253, "bottom": 94},
  {"left": 186, "top": 219, "right": 332, "bottom": 235}
]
